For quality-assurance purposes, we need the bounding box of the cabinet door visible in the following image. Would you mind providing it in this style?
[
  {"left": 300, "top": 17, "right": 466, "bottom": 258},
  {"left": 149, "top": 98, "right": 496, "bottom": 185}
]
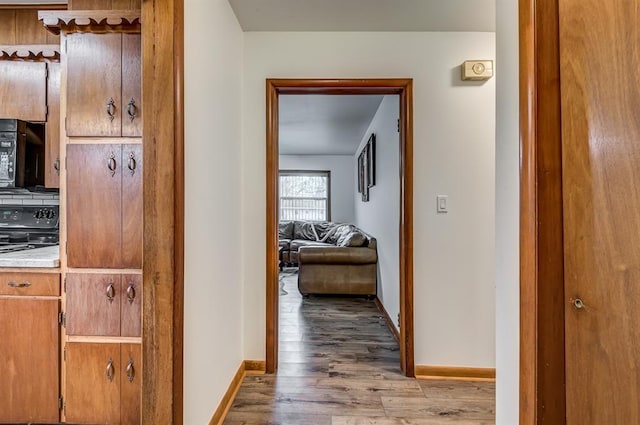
[
  {"left": 65, "top": 342, "right": 120, "bottom": 424},
  {"left": 66, "top": 33, "right": 122, "bottom": 137},
  {"left": 122, "top": 34, "right": 142, "bottom": 137},
  {"left": 45, "top": 61, "right": 61, "bottom": 188},
  {"left": 66, "top": 273, "right": 122, "bottom": 336},
  {"left": 0, "top": 61, "right": 47, "bottom": 121},
  {"left": 122, "top": 144, "right": 142, "bottom": 268},
  {"left": 0, "top": 298, "right": 59, "bottom": 423},
  {"left": 121, "top": 274, "right": 141, "bottom": 337},
  {"left": 67, "top": 144, "right": 122, "bottom": 268},
  {"left": 121, "top": 344, "right": 141, "bottom": 425}
]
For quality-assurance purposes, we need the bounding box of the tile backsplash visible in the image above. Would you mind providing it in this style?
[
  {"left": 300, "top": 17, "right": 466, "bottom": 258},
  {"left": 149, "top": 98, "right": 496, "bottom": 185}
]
[{"left": 0, "top": 191, "right": 59, "bottom": 205}]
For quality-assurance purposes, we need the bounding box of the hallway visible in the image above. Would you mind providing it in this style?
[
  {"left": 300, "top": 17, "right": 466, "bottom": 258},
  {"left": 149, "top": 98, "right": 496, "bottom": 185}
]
[{"left": 223, "top": 270, "right": 495, "bottom": 424}]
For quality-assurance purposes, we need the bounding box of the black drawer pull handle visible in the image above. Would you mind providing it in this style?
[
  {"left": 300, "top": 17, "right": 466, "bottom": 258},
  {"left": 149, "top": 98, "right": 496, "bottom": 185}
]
[{"left": 7, "top": 281, "right": 31, "bottom": 288}]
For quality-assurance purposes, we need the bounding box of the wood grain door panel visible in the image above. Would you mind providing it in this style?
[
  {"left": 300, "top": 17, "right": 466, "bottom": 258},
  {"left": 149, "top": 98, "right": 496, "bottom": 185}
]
[
  {"left": 0, "top": 61, "right": 47, "bottom": 122},
  {"left": 67, "top": 144, "right": 123, "bottom": 268},
  {"left": 122, "top": 34, "right": 142, "bottom": 138},
  {"left": 122, "top": 144, "right": 142, "bottom": 268},
  {"left": 560, "top": 0, "right": 640, "bottom": 422},
  {"left": 121, "top": 274, "right": 141, "bottom": 337},
  {"left": 0, "top": 298, "right": 59, "bottom": 423},
  {"left": 120, "top": 344, "right": 141, "bottom": 425},
  {"left": 65, "top": 342, "right": 120, "bottom": 424},
  {"left": 66, "top": 33, "right": 122, "bottom": 137},
  {"left": 45, "top": 61, "right": 61, "bottom": 188},
  {"left": 66, "top": 273, "right": 121, "bottom": 336}
]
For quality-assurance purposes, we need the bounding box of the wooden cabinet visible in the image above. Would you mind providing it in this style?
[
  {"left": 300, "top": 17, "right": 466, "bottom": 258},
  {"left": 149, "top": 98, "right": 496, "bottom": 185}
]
[
  {"left": 65, "top": 343, "right": 140, "bottom": 425},
  {"left": 0, "top": 61, "right": 47, "bottom": 121},
  {"left": 66, "top": 32, "right": 141, "bottom": 138},
  {"left": 0, "top": 272, "right": 60, "bottom": 423},
  {"left": 66, "top": 273, "right": 141, "bottom": 337},
  {"left": 45, "top": 61, "right": 61, "bottom": 188},
  {"left": 66, "top": 143, "right": 142, "bottom": 268}
]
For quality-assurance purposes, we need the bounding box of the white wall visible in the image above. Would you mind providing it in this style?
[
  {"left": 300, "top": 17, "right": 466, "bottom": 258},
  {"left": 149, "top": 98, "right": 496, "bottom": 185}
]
[
  {"left": 495, "top": 0, "right": 520, "bottom": 422},
  {"left": 183, "top": 1, "right": 244, "bottom": 423},
  {"left": 354, "top": 95, "right": 400, "bottom": 331},
  {"left": 242, "top": 32, "right": 496, "bottom": 368},
  {"left": 279, "top": 155, "right": 355, "bottom": 223}
]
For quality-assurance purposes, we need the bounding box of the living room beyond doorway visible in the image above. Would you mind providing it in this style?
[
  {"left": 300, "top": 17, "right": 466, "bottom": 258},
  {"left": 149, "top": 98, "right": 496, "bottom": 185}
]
[{"left": 265, "top": 79, "right": 415, "bottom": 376}]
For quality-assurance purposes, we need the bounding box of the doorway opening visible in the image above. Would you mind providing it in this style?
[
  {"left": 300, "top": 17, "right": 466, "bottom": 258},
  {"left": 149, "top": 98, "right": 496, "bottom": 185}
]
[{"left": 265, "top": 78, "right": 414, "bottom": 376}]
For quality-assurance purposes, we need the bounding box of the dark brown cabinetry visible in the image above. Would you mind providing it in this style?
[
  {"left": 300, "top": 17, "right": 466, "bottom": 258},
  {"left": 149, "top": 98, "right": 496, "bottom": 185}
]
[
  {"left": 0, "top": 61, "right": 47, "bottom": 121},
  {"left": 0, "top": 47, "right": 62, "bottom": 188},
  {"left": 0, "top": 273, "right": 60, "bottom": 423},
  {"left": 66, "top": 273, "right": 141, "bottom": 337},
  {"left": 45, "top": 61, "right": 61, "bottom": 188},
  {"left": 66, "top": 143, "right": 142, "bottom": 268},
  {"left": 66, "top": 33, "right": 141, "bottom": 138},
  {"left": 65, "top": 343, "right": 140, "bottom": 425}
]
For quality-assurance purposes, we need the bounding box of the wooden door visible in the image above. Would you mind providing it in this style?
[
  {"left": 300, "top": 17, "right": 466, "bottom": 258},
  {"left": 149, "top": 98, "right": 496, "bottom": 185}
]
[
  {"left": 66, "top": 33, "right": 122, "bottom": 137},
  {"left": 560, "top": 0, "right": 640, "bottom": 423},
  {"left": 66, "top": 273, "right": 122, "bottom": 336},
  {"left": 67, "top": 144, "right": 123, "bottom": 268},
  {"left": 0, "top": 61, "right": 47, "bottom": 121},
  {"left": 45, "top": 61, "right": 61, "bottom": 188},
  {"left": 120, "top": 344, "right": 141, "bottom": 425},
  {"left": 121, "top": 274, "right": 141, "bottom": 337},
  {"left": 0, "top": 298, "right": 59, "bottom": 423},
  {"left": 65, "top": 342, "right": 120, "bottom": 424},
  {"left": 122, "top": 34, "right": 142, "bottom": 137},
  {"left": 122, "top": 144, "right": 142, "bottom": 268}
]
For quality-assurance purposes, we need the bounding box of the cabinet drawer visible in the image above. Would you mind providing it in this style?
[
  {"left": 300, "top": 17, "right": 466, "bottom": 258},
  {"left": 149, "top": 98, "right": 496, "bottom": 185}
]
[{"left": 0, "top": 273, "right": 60, "bottom": 296}]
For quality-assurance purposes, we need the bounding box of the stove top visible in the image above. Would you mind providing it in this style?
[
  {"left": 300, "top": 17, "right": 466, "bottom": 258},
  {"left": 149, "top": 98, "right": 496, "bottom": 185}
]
[{"left": 0, "top": 205, "right": 59, "bottom": 254}]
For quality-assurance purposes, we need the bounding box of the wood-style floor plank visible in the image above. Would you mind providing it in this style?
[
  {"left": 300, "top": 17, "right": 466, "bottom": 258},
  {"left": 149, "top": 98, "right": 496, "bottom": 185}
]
[{"left": 223, "top": 269, "right": 495, "bottom": 424}]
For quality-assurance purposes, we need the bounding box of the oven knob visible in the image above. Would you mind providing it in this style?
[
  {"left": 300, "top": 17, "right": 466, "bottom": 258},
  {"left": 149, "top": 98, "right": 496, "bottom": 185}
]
[{"left": 45, "top": 210, "right": 56, "bottom": 219}]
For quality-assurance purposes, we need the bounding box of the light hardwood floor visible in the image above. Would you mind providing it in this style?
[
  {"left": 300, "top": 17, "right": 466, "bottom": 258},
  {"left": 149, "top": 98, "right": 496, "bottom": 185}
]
[{"left": 223, "top": 269, "right": 495, "bottom": 424}]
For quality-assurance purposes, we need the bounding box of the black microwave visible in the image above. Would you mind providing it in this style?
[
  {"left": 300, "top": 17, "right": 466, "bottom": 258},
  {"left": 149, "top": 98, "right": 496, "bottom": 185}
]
[{"left": 0, "top": 119, "right": 45, "bottom": 188}]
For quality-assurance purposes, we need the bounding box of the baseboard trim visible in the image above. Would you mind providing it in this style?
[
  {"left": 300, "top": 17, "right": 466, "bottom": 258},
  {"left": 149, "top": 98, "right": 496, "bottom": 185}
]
[
  {"left": 244, "top": 359, "right": 266, "bottom": 374},
  {"left": 415, "top": 365, "right": 496, "bottom": 382},
  {"left": 374, "top": 296, "right": 400, "bottom": 342},
  {"left": 208, "top": 360, "right": 267, "bottom": 425},
  {"left": 208, "top": 361, "right": 246, "bottom": 425}
]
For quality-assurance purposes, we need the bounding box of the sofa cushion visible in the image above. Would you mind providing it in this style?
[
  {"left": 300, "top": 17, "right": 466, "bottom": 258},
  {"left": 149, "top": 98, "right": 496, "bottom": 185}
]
[
  {"left": 290, "top": 239, "right": 333, "bottom": 252},
  {"left": 279, "top": 221, "right": 294, "bottom": 239},
  {"left": 279, "top": 239, "right": 291, "bottom": 249},
  {"left": 293, "top": 221, "right": 319, "bottom": 240},
  {"left": 337, "top": 231, "right": 367, "bottom": 247}
]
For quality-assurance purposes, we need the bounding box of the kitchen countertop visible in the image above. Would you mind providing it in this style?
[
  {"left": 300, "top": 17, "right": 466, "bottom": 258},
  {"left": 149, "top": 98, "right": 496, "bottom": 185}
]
[{"left": 0, "top": 245, "right": 60, "bottom": 268}]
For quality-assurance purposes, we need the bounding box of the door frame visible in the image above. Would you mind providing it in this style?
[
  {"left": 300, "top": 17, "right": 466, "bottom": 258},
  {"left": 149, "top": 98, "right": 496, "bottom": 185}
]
[
  {"left": 265, "top": 78, "right": 414, "bottom": 376},
  {"left": 519, "top": 0, "right": 566, "bottom": 423},
  {"left": 141, "top": 0, "right": 184, "bottom": 423}
]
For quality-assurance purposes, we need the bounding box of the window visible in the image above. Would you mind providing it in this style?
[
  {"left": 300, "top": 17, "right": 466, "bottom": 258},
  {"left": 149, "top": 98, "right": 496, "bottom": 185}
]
[{"left": 279, "top": 170, "right": 330, "bottom": 221}]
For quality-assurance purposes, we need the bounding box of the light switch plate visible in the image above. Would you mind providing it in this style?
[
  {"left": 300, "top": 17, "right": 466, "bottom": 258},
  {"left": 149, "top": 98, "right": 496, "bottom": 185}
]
[{"left": 437, "top": 195, "right": 448, "bottom": 213}]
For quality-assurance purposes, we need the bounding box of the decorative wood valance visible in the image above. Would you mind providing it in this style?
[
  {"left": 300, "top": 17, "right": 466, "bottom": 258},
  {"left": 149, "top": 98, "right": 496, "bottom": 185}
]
[
  {"left": 0, "top": 44, "right": 60, "bottom": 62},
  {"left": 38, "top": 10, "right": 141, "bottom": 35}
]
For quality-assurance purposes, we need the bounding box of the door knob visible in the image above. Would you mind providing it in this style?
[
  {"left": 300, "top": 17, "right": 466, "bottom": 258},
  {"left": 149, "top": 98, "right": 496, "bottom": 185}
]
[{"left": 573, "top": 298, "right": 585, "bottom": 310}]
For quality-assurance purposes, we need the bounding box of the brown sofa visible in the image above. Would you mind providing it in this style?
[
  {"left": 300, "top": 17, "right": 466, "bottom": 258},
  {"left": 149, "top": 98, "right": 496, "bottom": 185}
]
[{"left": 278, "top": 221, "right": 377, "bottom": 296}]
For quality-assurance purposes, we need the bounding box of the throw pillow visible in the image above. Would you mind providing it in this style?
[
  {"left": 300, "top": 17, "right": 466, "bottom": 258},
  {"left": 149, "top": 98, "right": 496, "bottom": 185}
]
[
  {"left": 327, "top": 224, "right": 352, "bottom": 245},
  {"left": 278, "top": 221, "right": 294, "bottom": 239},
  {"left": 337, "top": 230, "right": 367, "bottom": 247}
]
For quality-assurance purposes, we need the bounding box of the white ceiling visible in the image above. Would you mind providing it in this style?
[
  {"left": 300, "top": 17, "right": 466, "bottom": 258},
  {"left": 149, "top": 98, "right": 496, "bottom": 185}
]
[
  {"left": 279, "top": 95, "right": 384, "bottom": 155},
  {"left": 228, "top": 0, "right": 495, "bottom": 32}
]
